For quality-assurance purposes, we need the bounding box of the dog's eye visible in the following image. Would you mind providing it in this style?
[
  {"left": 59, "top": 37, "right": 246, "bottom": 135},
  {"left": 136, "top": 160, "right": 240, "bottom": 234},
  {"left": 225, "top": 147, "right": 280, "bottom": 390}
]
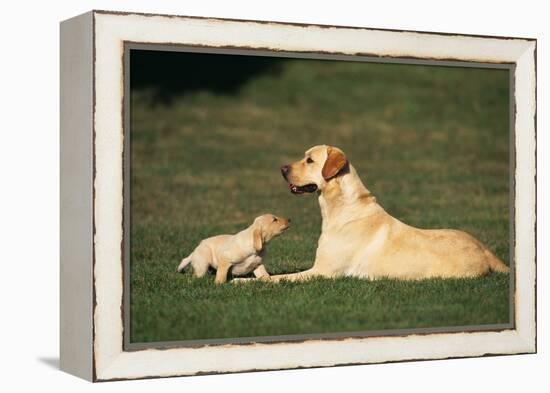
[
  {"left": 272, "top": 217, "right": 278, "bottom": 222},
  {"left": 306, "top": 157, "right": 314, "bottom": 164}
]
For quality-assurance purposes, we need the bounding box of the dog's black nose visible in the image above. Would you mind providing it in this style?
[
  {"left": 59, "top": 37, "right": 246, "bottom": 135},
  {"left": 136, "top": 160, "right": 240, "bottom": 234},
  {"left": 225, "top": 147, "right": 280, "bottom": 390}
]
[
  {"left": 287, "top": 218, "right": 291, "bottom": 223},
  {"left": 281, "top": 165, "right": 290, "bottom": 179}
]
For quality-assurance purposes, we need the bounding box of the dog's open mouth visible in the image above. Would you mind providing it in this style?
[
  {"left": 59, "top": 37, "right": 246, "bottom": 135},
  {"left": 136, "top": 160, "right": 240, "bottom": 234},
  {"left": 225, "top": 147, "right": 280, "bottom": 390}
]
[{"left": 289, "top": 183, "right": 318, "bottom": 195}]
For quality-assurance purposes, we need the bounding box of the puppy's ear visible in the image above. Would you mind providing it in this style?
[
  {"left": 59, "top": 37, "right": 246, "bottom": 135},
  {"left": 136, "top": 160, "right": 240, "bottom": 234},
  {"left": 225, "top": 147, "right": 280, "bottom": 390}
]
[
  {"left": 253, "top": 229, "right": 263, "bottom": 252},
  {"left": 322, "top": 146, "right": 348, "bottom": 180}
]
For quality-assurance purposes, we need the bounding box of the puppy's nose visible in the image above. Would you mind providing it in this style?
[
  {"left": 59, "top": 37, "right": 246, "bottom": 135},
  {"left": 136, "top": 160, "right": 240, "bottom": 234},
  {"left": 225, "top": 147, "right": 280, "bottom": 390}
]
[
  {"left": 280, "top": 165, "right": 290, "bottom": 179},
  {"left": 287, "top": 218, "right": 291, "bottom": 223}
]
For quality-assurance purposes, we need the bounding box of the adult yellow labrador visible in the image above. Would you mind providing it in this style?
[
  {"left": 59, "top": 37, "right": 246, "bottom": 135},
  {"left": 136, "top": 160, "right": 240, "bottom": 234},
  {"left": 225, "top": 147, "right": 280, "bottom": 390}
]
[{"left": 263, "top": 145, "right": 509, "bottom": 282}]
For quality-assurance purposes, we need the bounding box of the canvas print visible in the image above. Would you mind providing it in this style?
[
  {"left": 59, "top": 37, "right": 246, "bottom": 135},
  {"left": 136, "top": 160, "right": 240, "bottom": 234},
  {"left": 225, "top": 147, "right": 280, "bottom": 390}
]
[{"left": 128, "top": 49, "right": 511, "bottom": 345}]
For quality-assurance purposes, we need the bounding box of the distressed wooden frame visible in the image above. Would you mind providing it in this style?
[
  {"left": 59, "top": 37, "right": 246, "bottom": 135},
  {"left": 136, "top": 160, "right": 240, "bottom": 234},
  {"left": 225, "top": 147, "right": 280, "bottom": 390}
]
[{"left": 60, "top": 10, "right": 537, "bottom": 382}]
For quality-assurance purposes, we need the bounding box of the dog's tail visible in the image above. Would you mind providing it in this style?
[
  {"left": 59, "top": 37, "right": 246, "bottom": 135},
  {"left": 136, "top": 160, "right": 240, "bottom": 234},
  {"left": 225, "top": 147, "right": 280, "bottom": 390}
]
[
  {"left": 177, "top": 255, "right": 192, "bottom": 273},
  {"left": 485, "top": 249, "right": 509, "bottom": 273}
]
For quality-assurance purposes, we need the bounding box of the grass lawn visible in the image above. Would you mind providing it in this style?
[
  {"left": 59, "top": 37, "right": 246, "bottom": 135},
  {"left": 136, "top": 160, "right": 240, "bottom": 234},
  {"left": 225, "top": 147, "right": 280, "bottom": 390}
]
[{"left": 129, "top": 51, "right": 511, "bottom": 343}]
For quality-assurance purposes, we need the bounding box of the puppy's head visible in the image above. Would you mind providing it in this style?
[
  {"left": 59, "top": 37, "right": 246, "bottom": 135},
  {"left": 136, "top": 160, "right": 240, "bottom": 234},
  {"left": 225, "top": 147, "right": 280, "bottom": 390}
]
[
  {"left": 253, "top": 214, "right": 290, "bottom": 244},
  {"left": 280, "top": 145, "right": 348, "bottom": 195}
]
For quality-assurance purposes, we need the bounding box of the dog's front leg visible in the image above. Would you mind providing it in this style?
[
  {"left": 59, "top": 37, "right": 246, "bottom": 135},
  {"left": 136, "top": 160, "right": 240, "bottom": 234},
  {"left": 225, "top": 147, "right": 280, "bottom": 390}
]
[
  {"left": 215, "top": 259, "right": 231, "bottom": 284},
  {"left": 232, "top": 268, "right": 317, "bottom": 283},
  {"left": 267, "top": 268, "right": 317, "bottom": 283}
]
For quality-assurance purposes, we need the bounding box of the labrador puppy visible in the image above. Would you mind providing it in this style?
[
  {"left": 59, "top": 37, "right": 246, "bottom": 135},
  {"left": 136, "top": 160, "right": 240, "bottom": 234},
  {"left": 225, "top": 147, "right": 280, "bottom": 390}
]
[
  {"left": 177, "top": 214, "right": 290, "bottom": 284},
  {"left": 255, "top": 145, "right": 508, "bottom": 282}
]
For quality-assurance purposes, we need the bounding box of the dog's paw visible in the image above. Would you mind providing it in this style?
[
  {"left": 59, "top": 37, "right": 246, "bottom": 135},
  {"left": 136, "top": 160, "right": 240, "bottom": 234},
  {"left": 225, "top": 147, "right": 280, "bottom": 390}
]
[{"left": 231, "top": 277, "right": 255, "bottom": 284}]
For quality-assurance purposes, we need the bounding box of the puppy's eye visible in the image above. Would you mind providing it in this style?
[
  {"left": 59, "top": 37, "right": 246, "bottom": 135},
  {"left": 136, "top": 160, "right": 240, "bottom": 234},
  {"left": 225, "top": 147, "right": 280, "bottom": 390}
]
[
  {"left": 306, "top": 157, "right": 314, "bottom": 164},
  {"left": 272, "top": 217, "right": 278, "bottom": 222}
]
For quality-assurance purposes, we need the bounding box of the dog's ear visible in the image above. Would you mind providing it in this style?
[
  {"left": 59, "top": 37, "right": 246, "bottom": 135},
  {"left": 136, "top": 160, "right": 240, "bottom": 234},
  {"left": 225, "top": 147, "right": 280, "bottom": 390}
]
[
  {"left": 322, "top": 146, "right": 348, "bottom": 180},
  {"left": 253, "top": 228, "right": 263, "bottom": 252}
]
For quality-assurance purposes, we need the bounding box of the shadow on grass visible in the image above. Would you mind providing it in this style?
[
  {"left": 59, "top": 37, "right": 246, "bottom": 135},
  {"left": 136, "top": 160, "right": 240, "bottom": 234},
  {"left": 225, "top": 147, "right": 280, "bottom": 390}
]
[{"left": 131, "top": 49, "right": 284, "bottom": 104}]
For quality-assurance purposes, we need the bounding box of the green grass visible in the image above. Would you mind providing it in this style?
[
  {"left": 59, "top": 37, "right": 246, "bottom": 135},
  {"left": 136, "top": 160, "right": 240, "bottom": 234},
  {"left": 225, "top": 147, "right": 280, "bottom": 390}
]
[{"left": 130, "top": 55, "right": 511, "bottom": 343}]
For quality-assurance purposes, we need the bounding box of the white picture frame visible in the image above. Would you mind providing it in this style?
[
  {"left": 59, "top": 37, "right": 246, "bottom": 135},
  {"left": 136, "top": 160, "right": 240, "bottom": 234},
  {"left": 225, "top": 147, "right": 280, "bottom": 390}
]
[{"left": 60, "top": 10, "right": 536, "bottom": 382}]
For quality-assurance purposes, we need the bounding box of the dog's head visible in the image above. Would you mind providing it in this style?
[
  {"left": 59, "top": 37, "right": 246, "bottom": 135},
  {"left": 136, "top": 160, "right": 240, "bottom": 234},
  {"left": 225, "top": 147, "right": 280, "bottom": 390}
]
[
  {"left": 253, "top": 214, "right": 290, "bottom": 244},
  {"left": 280, "top": 145, "right": 348, "bottom": 195}
]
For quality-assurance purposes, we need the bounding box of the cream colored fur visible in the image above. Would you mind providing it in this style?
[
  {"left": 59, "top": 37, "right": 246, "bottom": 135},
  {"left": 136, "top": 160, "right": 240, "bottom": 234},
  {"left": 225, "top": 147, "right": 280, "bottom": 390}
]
[
  {"left": 177, "top": 214, "right": 289, "bottom": 284},
  {"left": 252, "top": 145, "right": 509, "bottom": 283}
]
